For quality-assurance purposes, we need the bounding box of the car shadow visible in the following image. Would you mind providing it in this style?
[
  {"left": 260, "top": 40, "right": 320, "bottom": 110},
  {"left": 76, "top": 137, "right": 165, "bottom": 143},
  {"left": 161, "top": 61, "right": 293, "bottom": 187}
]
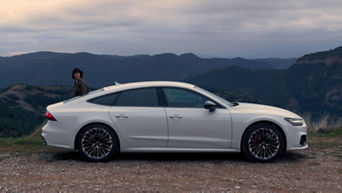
[
  {"left": 280, "top": 151, "right": 310, "bottom": 162},
  {"left": 117, "top": 152, "right": 247, "bottom": 163},
  {"left": 46, "top": 150, "right": 307, "bottom": 163}
]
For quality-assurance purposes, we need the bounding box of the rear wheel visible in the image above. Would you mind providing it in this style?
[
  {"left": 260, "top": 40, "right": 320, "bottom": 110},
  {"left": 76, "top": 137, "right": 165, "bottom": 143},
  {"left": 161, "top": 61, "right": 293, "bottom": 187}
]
[
  {"left": 77, "top": 124, "right": 118, "bottom": 162},
  {"left": 242, "top": 123, "right": 285, "bottom": 162}
]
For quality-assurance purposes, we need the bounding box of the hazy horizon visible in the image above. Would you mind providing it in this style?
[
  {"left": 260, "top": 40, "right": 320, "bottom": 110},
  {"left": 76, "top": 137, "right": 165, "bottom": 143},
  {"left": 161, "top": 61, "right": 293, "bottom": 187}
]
[
  {"left": 1, "top": 0, "right": 342, "bottom": 58},
  {"left": 0, "top": 50, "right": 301, "bottom": 60}
]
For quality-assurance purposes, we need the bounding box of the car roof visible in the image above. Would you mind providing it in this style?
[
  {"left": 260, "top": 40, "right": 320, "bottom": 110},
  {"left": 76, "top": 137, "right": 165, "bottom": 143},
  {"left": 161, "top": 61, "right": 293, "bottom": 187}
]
[
  {"left": 102, "top": 81, "right": 195, "bottom": 91},
  {"left": 58, "top": 80, "right": 230, "bottom": 108}
]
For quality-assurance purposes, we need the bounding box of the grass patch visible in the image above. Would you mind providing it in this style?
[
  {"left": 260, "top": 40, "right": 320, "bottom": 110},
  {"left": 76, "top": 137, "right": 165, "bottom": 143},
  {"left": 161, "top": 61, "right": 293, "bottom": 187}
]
[
  {"left": 0, "top": 136, "right": 43, "bottom": 146},
  {"left": 0, "top": 136, "right": 59, "bottom": 155},
  {"left": 309, "top": 162, "right": 320, "bottom": 166},
  {"left": 331, "top": 151, "right": 342, "bottom": 159},
  {"left": 310, "top": 141, "right": 337, "bottom": 149},
  {"left": 303, "top": 113, "right": 342, "bottom": 135},
  {"left": 309, "top": 128, "right": 342, "bottom": 138},
  {"left": 338, "top": 169, "right": 342, "bottom": 174}
]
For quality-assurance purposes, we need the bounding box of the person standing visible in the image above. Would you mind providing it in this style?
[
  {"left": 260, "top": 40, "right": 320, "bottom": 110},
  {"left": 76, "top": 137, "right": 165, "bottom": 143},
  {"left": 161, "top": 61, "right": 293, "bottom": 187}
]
[{"left": 72, "top": 68, "right": 89, "bottom": 96}]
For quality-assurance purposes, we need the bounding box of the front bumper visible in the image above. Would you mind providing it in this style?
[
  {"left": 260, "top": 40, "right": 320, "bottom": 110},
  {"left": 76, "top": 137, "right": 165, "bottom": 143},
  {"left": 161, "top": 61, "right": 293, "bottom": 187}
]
[{"left": 287, "top": 124, "right": 308, "bottom": 150}]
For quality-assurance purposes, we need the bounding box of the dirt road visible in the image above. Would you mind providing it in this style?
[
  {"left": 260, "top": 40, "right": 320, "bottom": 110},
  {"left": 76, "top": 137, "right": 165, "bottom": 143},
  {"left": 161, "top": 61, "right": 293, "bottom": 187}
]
[{"left": 0, "top": 137, "right": 341, "bottom": 192}]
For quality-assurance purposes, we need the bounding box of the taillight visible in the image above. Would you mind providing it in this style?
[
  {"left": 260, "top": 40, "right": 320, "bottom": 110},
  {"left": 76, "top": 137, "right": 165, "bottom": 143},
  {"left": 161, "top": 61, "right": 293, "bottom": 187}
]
[{"left": 45, "top": 112, "right": 57, "bottom": 121}]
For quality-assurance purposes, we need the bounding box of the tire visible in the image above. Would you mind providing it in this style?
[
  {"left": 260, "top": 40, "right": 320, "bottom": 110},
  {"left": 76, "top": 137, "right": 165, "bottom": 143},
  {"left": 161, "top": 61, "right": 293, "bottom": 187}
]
[
  {"left": 242, "top": 123, "right": 285, "bottom": 163},
  {"left": 76, "top": 124, "right": 118, "bottom": 162}
]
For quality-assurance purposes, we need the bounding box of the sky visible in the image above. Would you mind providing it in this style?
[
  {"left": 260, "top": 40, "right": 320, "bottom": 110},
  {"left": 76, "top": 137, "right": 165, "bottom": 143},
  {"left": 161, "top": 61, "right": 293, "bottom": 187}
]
[{"left": 1, "top": 0, "right": 342, "bottom": 58}]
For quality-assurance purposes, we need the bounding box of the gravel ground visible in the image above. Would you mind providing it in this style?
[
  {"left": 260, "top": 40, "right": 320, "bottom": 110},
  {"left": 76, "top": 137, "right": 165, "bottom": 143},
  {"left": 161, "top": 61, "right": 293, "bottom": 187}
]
[{"left": 0, "top": 137, "right": 341, "bottom": 192}]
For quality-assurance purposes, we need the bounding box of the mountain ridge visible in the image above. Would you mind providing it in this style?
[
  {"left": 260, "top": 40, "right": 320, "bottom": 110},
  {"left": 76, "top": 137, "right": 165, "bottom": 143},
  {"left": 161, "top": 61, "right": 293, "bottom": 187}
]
[{"left": 0, "top": 51, "right": 295, "bottom": 88}]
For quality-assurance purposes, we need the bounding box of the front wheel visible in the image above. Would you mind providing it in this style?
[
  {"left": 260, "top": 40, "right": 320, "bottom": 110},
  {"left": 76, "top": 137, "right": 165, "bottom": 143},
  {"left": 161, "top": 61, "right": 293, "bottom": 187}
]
[
  {"left": 242, "top": 123, "right": 285, "bottom": 163},
  {"left": 76, "top": 124, "right": 118, "bottom": 162}
]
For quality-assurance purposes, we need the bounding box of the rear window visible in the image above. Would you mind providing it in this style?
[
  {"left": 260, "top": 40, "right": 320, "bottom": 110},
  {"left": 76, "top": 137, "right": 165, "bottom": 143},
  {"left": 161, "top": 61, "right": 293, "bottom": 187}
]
[
  {"left": 114, "top": 88, "right": 159, "bottom": 107},
  {"left": 63, "top": 88, "right": 105, "bottom": 104},
  {"left": 88, "top": 93, "right": 120, "bottom": 106}
]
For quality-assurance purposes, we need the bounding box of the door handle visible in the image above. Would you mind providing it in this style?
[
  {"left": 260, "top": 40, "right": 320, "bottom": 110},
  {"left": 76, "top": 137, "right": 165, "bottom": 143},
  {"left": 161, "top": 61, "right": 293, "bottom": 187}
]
[
  {"left": 115, "top": 113, "right": 128, "bottom": 119},
  {"left": 169, "top": 114, "right": 183, "bottom": 119}
]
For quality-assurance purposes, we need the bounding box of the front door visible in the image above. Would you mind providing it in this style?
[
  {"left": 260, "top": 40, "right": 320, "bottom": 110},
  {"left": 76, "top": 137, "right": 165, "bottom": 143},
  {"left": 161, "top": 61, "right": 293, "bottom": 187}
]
[{"left": 162, "top": 87, "right": 231, "bottom": 148}]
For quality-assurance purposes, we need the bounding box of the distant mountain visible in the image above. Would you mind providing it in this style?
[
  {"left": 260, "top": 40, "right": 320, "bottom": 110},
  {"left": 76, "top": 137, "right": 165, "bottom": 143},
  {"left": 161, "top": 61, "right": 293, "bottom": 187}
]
[
  {"left": 186, "top": 46, "right": 342, "bottom": 117},
  {"left": 255, "top": 58, "right": 297, "bottom": 69},
  {"left": 0, "top": 51, "right": 294, "bottom": 88}
]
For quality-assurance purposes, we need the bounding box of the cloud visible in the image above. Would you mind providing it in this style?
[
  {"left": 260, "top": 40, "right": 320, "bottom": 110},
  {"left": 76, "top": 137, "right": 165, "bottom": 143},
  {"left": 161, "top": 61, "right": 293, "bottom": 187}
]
[{"left": 0, "top": 0, "right": 342, "bottom": 57}]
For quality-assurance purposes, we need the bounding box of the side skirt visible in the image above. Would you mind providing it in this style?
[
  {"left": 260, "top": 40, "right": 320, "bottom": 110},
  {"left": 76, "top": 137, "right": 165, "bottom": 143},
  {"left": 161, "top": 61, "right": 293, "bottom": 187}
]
[{"left": 121, "top": 147, "right": 240, "bottom": 153}]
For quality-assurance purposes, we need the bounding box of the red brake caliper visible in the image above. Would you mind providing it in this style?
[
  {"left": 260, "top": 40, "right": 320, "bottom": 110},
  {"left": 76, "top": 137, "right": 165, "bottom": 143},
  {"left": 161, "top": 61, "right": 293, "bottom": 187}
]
[{"left": 253, "top": 135, "right": 259, "bottom": 147}]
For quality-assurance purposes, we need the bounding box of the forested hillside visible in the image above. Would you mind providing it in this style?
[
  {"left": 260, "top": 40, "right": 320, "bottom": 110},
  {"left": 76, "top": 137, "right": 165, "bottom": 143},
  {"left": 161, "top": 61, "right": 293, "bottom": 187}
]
[
  {"left": 0, "top": 85, "right": 73, "bottom": 137},
  {"left": 186, "top": 47, "right": 342, "bottom": 117}
]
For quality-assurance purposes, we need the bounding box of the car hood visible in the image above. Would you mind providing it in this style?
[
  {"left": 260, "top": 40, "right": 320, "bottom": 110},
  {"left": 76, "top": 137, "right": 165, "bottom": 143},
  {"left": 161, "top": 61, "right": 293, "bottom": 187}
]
[{"left": 231, "top": 102, "right": 301, "bottom": 118}]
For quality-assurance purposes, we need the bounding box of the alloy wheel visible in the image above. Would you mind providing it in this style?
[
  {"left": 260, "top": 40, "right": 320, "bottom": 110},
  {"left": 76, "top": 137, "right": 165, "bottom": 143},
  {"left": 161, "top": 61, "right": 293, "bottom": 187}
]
[
  {"left": 247, "top": 127, "right": 280, "bottom": 160},
  {"left": 81, "top": 127, "right": 113, "bottom": 160}
]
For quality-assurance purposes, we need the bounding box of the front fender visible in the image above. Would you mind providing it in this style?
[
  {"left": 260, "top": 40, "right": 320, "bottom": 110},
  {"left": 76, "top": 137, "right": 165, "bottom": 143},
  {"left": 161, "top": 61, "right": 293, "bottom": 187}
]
[{"left": 231, "top": 114, "right": 288, "bottom": 150}]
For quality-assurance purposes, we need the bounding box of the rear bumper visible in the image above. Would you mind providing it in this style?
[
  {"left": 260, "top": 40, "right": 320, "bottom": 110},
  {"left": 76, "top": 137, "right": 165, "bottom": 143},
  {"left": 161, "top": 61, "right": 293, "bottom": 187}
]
[
  {"left": 41, "top": 121, "right": 75, "bottom": 149},
  {"left": 41, "top": 136, "right": 47, "bottom": 146}
]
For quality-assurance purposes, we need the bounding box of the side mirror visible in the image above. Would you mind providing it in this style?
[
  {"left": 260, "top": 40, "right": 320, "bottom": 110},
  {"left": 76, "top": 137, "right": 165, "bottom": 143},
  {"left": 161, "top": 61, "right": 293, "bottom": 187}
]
[{"left": 204, "top": 100, "right": 216, "bottom": 112}]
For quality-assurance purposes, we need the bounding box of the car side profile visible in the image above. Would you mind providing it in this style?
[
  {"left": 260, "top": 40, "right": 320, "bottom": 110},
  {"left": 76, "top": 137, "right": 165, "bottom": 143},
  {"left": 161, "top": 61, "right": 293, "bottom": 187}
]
[{"left": 42, "top": 81, "right": 308, "bottom": 162}]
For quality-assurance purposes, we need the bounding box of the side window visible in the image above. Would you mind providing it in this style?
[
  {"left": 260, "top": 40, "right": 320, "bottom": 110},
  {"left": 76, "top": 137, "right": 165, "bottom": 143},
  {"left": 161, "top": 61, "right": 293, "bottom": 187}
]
[
  {"left": 88, "top": 93, "right": 119, "bottom": 106},
  {"left": 114, "top": 88, "right": 159, "bottom": 107},
  {"left": 163, "top": 88, "right": 210, "bottom": 108}
]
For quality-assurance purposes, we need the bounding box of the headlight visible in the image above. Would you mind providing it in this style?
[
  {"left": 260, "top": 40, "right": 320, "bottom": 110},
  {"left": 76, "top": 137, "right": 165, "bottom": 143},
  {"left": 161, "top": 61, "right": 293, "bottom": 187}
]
[{"left": 284, "top": 117, "right": 304, "bottom": 126}]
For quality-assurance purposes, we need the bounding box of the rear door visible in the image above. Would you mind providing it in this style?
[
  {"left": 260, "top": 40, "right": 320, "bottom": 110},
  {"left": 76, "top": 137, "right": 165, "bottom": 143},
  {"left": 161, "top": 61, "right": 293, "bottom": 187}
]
[{"left": 108, "top": 87, "right": 168, "bottom": 147}]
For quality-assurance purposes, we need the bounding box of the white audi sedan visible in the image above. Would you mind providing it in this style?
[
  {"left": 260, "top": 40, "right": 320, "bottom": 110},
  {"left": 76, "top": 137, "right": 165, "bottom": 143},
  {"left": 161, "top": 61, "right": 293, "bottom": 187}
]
[{"left": 42, "top": 81, "right": 307, "bottom": 162}]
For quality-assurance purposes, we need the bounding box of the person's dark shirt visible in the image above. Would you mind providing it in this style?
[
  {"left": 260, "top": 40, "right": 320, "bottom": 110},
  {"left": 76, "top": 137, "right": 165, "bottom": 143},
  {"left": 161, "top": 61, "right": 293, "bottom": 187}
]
[{"left": 74, "top": 78, "right": 89, "bottom": 96}]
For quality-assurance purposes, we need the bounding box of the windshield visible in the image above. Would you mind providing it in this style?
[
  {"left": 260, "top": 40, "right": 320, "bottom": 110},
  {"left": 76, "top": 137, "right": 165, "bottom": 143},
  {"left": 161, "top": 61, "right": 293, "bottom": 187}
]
[{"left": 194, "top": 86, "right": 233, "bottom": 107}]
